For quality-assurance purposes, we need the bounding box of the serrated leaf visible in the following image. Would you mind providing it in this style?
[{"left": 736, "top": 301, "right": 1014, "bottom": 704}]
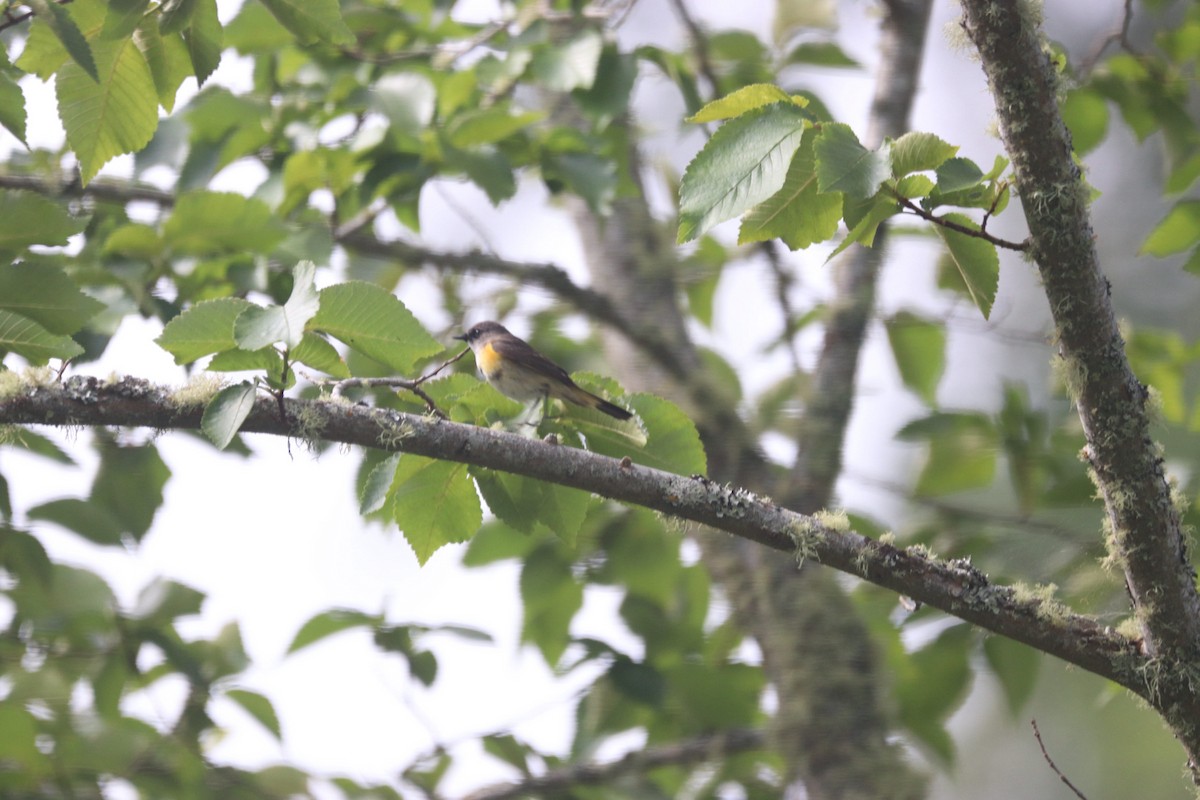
[
  {"left": 311, "top": 283, "right": 443, "bottom": 373},
  {"left": 0, "top": 309, "right": 84, "bottom": 363},
  {"left": 739, "top": 130, "right": 842, "bottom": 250},
  {"left": 159, "top": 0, "right": 198, "bottom": 33},
  {"left": 181, "top": 0, "right": 221, "bottom": 86},
  {"left": 890, "top": 132, "right": 958, "bottom": 177},
  {"left": 933, "top": 212, "right": 999, "bottom": 318},
  {"left": 288, "top": 609, "right": 382, "bottom": 654},
  {"left": 1142, "top": 200, "right": 1200, "bottom": 257},
  {"left": 102, "top": 0, "right": 151, "bottom": 39},
  {"left": 0, "top": 262, "right": 103, "bottom": 334},
  {"left": 814, "top": 122, "right": 891, "bottom": 201},
  {"left": 162, "top": 192, "right": 286, "bottom": 255},
  {"left": 392, "top": 456, "right": 482, "bottom": 565},
  {"left": 360, "top": 453, "right": 401, "bottom": 515},
  {"left": 0, "top": 191, "right": 89, "bottom": 254},
  {"left": 0, "top": 73, "right": 27, "bottom": 145},
  {"left": 156, "top": 298, "right": 254, "bottom": 364},
  {"left": 201, "top": 381, "right": 257, "bottom": 450},
  {"left": 134, "top": 16, "right": 191, "bottom": 112},
  {"left": 259, "top": 0, "right": 354, "bottom": 45},
  {"left": 677, "top": 103, "right": 807, "bottom": 243},
  {"left": 473, "top": 470, "right": 592, "bottom": 545},
  {"left": 291, "top": 331, "right": 349, "bottom": 378},
  {"left": 826, "top": 193, "right": 899, "bottom": 261},
  {"left": 934, "top": 157, "right": 984, "bottom": 193},
  {"left": 225, "top": 689, "right": 282, "bottom": 741},
  {"left": 29, "top": 0, "right": 98, "bottom": 81},
  {"left": 57, "top": 23, "right": 158, "bottom": 183},
  {"left": 885, "top": 312, "right": 945, "bottom": 406},
  {"left": 234, "top": 262, "right": 319, "bottom": 351},
  {"left": 687, "top": 83, "right": 800, "bottom": 123}
]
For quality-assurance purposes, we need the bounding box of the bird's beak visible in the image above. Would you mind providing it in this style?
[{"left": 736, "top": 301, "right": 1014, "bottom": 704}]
[{"left": 453, "top": 332, "right": 468, "bottom": 342}]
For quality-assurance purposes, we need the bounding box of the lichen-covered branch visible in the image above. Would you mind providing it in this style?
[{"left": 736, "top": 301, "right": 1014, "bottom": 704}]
[
  {"left": 0, "top": 375, "right": 1143, "bottom": 694},
  {"left": 959, "top": 0, "right": 1200, "bottom": 774}
]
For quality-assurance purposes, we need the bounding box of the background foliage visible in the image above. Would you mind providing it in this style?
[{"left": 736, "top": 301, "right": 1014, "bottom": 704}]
[{"left": 2, "top": 0, "right": 1200, "bottom": 798}]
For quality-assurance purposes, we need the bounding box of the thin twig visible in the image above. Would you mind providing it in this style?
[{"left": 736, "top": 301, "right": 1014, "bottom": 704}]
[
  {"left": 666, "top": 0, "right": 721, "bottom": 96},
  {"left": 894, "top": 193, "right": 1029, "bottom": 251},
  {"left": 1, "top": 0, "right": 75, "bottom": 34},
  {"left": 1078, "top": 0, "right": 1138, "bottom": 77},
  {"left": 319, "top": 349, "right": 470, "bottom": 418},
  {"left": 1030, "top": 719, "right": 1091, "bottom": 800}
]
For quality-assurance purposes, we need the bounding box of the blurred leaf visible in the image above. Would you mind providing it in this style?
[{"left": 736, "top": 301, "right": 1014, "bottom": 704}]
[
  {"left": 530, "top": 29, "right": 603, "bottom": 92},
  {"left": 783, "top": 41, "right": 858, "bottom": 68},
  {"left": 0, "top": 309, "right": 85, "bottom": 364},
  {"left": 259, "top": 0, "right": 354, "bottom": 45},
  {"left": 288, "top": 609, "right": 382, "bottom": 654},
  {"left": 896, "top": 625, "right": 973, "bottom": 764},
  {"left": 90, "top": 438, "right": 170, "bottom": 540},
  {"left": 1062, "top": 87, "right": 1109, "bottom": 155},
  {"left": 520, "top": 542, "right": 583, "bottom": 665},
  {"left": 898, "top": 412, "right": 998, "bottom": 496},
  {"left": 1142, "top": 200, "right": 1200, "bottom": 257},
  {"left": 885, "top": 311, "right": 945, "bottom": 406},
  {"left": 0, "top": 262, "right": 104, "bottom": 335},
  {"left": 163, "top": 192, "right": 286, "bottom": 255},
  {"left": 180, "top": 0, "right": 221, "bottom": 86},
  {"left": 983, "top": 636, "right": 1041, "bottom": 715},
  {"left": 28, "top": 498, "right": 124, "bottom": 545},
  {"left": 0, "top": 192, "right": 89, "bottom": 255},
  {"left": 688, "top": 83, "right": 800, "bottom": 123},
  {"left": 132, "top": 578, "right": 205, "bottom": 625},
  {"left": 225, "top": 689, "right": 282, "bottom": 741}
]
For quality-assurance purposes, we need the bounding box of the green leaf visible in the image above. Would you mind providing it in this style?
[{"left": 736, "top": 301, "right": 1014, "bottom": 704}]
[
  {"left": 234, "top": 262, "right": 320, "bottom": 351},
  {"left": 520, "top": 542, "right": 583, "bottom": 665},
  {"left": 1061, "top": 87, "right": 1109, "bottom": 155},
  {"left": 135, "top": 15, "right": 191, "bottom": 112},
  {"left": 530, "top": 29, "right": 604, "bottom": 92},
  {"left": 291, "top": 332, "right": 349, "bottom": 378},
  {"left": 288, "top": 609, "right": 382, "bottom": 654},
  {"left": 890, "top": 132, "right": 958, "bottom": 177},
  {"left": 0, "top": 73, "right": 27, "bottom": 146},
  {"left": 392, "top": 456, "right": 482, "bottom": 565},
  {"left": 0, "top": 262, "right": 103, "bottom": 335},
  {"left": 446, "top": 107, "right": 543, "bottom": 148},
  {"left": 156, "top": 298, "right": 254, "bottom": 364},
  {"left": 783, "top": 41, "right": 859, "bottom": 68},
  {"left": 311, "top": 283, "right": 443, "bottom": 373},
  {"left": 933, "top": 157, "right": 984, "bottom": 193},
  {"left": 0, "top": 191, "right": 89, "bottom": 254},
  {"left": 898, "top": 412, "right": 998, "bottom": 496},
  {"left": 57, "top": 23, "right": 159, "bottom": 184},
  {"left": 473, "top": 470, "right": 592, "bottom": 545},
  {"left": 826, "top": 193, "right": 899, "bottom": 260},
  {"left": 687, "top": 83, "right": 800, "bottom": 123},
  {"left": 29, "top": 0, "right": 98, "bottom": 81},
  {"left": 181, "top": 0, "right": 222, "bottom": 86},
  {"left": 372, "top": 72, "right": 436, "bottom": 137},
  {"left": 983, "top": 633, "right": 1041, "bottom": 716},
  {"left": 0, "top": 309, "right": 85, "bottom": 363},
  {"left": 159, "top": 0, "right": 199, "bottom": 34},
  {"left": 933, "top": 212, "right": 999, "bottom": 318},
  {"left": 542, "top": 151, "right": 616, "bottom": 215},
  {"left": 1142, "top": 200, "right": 1200, "bottom": 257},
  {"left": 259, "top": 0, "right": 354, "bottom": 45},
  {"left": 90, "top": 439, "right": 170, "bottom": 540},
  {"left": 102, "top": 0, "right": 151, "bottom": 39},
  {"left": 884, "top": 312, "right": 945, "bottom": 406},
  {"left": 739, "top": 130, "right": 842, "bottom": 250},
  {"left": 225, "top": 689, "right": 282, "bottom": 741},
  {"left": 201, "top": 381, "right": 257, "bottom": 450},
  {"left": 163, "top": 192, "right": 286, "bottom": 255},
  {"left": 28, "top": 498, "right": 124, "bottom": 545},
  {"left": 677, "top": 103, "right": 807, "bottom": 243},
  {"left": 896, "top": 625, "right": 972, "bottom": 764},
  {"left": 627, "top": 394, "right": 707, "bottom": 475},
  {"left": 360, "top": 453, "right": 401, "bottom": 515},
  {"left": 813, "top": 122, "right": 891, "bottom": 202},
  {"left": 132, "top": 577, "right": 205, "bottom": 625}
]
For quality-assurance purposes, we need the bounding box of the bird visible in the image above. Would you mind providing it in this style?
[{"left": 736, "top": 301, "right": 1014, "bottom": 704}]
[{"left": 455, "top": 321, "right": 633, "bottom": 421}]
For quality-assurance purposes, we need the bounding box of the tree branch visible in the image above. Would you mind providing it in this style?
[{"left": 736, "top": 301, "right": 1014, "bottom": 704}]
[
  {"left": 894, "top": 194, "right": 1028, "bottom": 251},
  {"left": 0, "top": 374, "right": 1144, "bottom": 694},
  {"left": 959, "top": 0, "right": 1200, "bottom": 772},
  {"left": 459, "top": 728, "right": 764, "bottom": 800}
]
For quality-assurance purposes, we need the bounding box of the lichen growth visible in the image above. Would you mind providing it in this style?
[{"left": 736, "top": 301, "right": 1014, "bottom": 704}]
[
  {"left": 169, "top": 374, "right": 225, "bottom": 407},
  {"left": 788, "top": 516, "right": 824, "bottom": 568},
  {"left": 292, "top": 401, "right": 327, "bottom": 446},
  {"left": 377, "top": 414, "right": 413, "bottom": 450},
  {"left": 1012, "top": 581, "right": 1071, "bottom": 622},
  {"left": 0, "top": 366, "right": 56, "bottom": 400},
  {"left": 814, "top": 508, "right": 850, "bottom": 533}
]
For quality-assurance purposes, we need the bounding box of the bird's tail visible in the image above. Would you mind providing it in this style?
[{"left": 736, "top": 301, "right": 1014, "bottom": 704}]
[{"left": 564, "top": 385, "right": 633, "bottom": 420}]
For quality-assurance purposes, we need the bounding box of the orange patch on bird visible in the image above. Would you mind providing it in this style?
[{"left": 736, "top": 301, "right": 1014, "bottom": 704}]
[{"left": 477, "top": 341, "right": 503, "bottom": 377}]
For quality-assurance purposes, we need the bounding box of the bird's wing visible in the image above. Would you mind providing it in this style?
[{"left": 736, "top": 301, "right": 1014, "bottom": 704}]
[{"left": 490, "top": 336, "right": 575, "bottom": 384}]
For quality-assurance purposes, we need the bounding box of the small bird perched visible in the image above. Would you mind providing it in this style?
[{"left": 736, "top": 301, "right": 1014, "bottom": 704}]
[{"left": 455, "top": 320, "right": 633, "bottom": 421}]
